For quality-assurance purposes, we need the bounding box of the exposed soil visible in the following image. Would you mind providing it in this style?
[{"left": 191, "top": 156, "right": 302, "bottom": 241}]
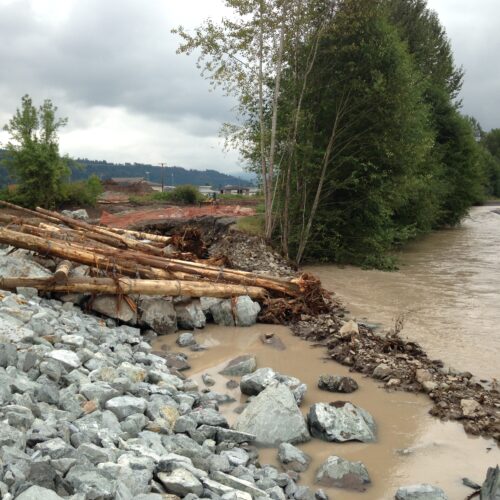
[{"left": 100, "top": 205, "right": 255, "bottom": 229}]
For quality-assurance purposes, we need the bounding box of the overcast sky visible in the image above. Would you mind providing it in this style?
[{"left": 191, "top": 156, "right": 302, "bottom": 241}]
[{"left": 0, "top": 0, "right": 498, "bottom": 173}]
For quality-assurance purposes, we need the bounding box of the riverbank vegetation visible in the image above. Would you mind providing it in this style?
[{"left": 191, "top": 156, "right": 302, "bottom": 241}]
[{"left": 175, "top": 0, "right": 499, "bottom": 268}]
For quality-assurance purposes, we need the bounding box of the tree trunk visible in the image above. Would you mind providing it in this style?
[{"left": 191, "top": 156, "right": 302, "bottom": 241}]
[{"left": 0, "top": 276, "right": 267, "bottom": 299}]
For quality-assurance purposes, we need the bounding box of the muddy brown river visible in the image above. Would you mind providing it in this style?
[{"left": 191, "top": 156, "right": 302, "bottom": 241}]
[{"left": 154, "top": 206, "right": 500, "bottom": 499}]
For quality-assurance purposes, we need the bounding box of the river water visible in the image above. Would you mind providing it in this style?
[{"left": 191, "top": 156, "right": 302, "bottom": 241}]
[
  {"left": 153, "top": 206, "right": 500, "bottom": 499},
  {"left": 307, "top": 205, "right": 500, "bottom": 380}
]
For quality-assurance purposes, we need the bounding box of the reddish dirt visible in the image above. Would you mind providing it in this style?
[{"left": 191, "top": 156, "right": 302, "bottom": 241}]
[{"left": 100, "top": 205, "right": 256, "bottom": 228}]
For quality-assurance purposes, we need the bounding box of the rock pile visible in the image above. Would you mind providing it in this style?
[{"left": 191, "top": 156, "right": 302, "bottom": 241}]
[
  {"left": 0, "top": 288, "right": 319, "bottom": 500},
  {"left": 292, "top": 315, "right": 500, "bottom": 443}
]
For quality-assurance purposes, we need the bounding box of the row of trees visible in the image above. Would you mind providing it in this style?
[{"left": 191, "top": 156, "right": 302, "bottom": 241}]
[
  {"left": 176, "top": 0, "right": 497, "bottom": 267},
  {"left": 1, "top": 95, "right": 102, "bottom": 208}
]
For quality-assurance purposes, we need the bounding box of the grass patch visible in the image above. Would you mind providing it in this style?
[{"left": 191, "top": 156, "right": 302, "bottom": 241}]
[{"left": 235, "top": 214, "right": 265, "bottom": 236}]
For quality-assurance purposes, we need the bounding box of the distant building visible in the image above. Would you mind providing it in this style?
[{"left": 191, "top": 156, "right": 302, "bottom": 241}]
[
  {"left": 220, "top": 185, "right": 251, "bottom": 195},
  {"left": 197, "top": 185, "right": 217, "bottom": 196},
  {"left": 103, "top": 177, "right": 152, "bottom": 194}
]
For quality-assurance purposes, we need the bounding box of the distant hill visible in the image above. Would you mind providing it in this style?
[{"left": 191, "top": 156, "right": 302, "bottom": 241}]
[{"left": 0, "top": 150, "right": 254, "bottom": 189}]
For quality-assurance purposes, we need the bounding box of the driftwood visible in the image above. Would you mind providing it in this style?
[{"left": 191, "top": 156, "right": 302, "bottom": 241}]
[
  {"left": 0, "top": 276, "right": 267, "bottom": 299},
  {"left": 54, "top": 260, "right": 72, "bottom": 283},
  {"left": 105, "top": 227, "right": 172, "bottom": 244}
]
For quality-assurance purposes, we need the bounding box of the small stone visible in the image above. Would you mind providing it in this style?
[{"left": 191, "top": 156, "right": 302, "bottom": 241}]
[
  {"left": 45, "top": 349, "right": 81, "bottom": 369},
  {"left": 158, "top": 468, "right": 203, "bottom": 497},
  {"left": 339, "top": 320, "right": 359, "bottom": 338},
  {"left": 395, "top": 484, "right": 448, "bottom": 499},
  {"left": 460, "top": 399, "right": 480, "bottom": 417},
  {"left": 226, "top": 380, "right": 239, "bottom": 390},
  {"left": 318, "top": 375, "right": 358, "bottom": 393},
  {"left": 278, "top": 443, "right": 311, "bottom": 472},
  {"left": 202, "top": 373, "right": 216, "bottom": 386},
  {"left": 415, "top": 369, "right": 433, "bottom": 384},
  {"left": 219, "top": 355, "right": 257, "bottom": 376},
  {"left": 373, "top": 363, "right": 392, "bottom": 380},
  {"left": 177, "top": 332, "right": 196, "bottom": 347},
  {"left": 316, "top": 455, "right": 370, "bottom": 491},
  {"left": 422, "top": 381, "right": 438, "bottom": 393},
  {"left": 105, "top": 396, "right": 147, "bottom": 420},
  {"left": 14, "top": 485, "right": 64, "bottom": 500}
]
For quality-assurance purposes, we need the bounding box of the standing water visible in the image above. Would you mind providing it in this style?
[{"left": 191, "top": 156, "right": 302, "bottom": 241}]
[
  {"left": 154, "top": 206, "right": 499, "bottom": 499},
  {"left": 307, "top": 206, "right": 500, "bottom": 380}
]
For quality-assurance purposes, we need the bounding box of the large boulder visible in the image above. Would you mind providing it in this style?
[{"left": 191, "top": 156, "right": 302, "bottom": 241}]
[
  {"left": 203, "top": 296, "right": 261, "bottom": 326},
  {"left": 92, "top": 295, "right": 137, "bottom": 323},
  {"left": 316, "top": 455, "right": 370, "bottom": 491},
  {"left": 219, "top": 355, "right": 257, "bottom": 376},
  {"left": 234, "top": 383, "right": 310, "bottom": 445},
  {"left": 395, "top": 484, "right": 448, "bottom": 499},
  {"left": 234, "top": 296, "right": 261, "bottom": 326},
  {"left": 175, "top": 299, "right": 206, "bottom": 329},
  {"left": 307, "top": 402, "right": 376, "bottom": 443},
  {"left": 0, "top": 251, "right": 51, "bottom": 278},
  {"left": 139, "top": 298, "right": 176, "bottom": 334}
]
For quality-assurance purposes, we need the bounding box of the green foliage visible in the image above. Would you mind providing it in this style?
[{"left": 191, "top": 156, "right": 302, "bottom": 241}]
[
  {"left": 2, "top": 95, "right": 70, "bottom": 208},
  {"left": 235, "top": 214, "right": 265, "bottom": 236},
  {"left": 481, "top": 129, "right": 500, "bottom": 197},
  {"left": 150, "top": 185, "right": 204, "bottom": 204},
  {"left": 59, "top": 175, "right": 104, "bottom": 207}
]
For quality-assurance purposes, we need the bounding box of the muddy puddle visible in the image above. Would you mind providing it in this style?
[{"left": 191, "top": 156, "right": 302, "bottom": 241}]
[{"left": 153, "top": 324, "right": 499, "bottom": 499}]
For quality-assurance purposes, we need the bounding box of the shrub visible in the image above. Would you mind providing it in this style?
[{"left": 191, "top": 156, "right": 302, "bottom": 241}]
[{"left": 59, "top": 175, "right": 103, "bottom": 207}]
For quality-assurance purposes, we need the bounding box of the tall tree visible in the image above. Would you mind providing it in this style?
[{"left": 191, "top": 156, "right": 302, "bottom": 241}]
[{"left": 3, "top": 95, "right": 69, "bottom": 208}]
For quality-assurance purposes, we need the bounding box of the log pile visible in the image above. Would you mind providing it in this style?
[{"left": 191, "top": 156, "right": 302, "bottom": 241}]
[{"left": 0, "top": 201, "right": 329, "bottom": 320}]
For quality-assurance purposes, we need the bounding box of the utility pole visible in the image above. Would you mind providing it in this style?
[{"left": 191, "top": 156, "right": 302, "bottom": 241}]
[{"left": 160, "top": 163, "right": 166, "bottom": 192}]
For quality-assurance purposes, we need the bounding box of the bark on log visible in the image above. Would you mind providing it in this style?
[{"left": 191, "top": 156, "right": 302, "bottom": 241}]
[
  {"left": 0, "top": 276, "right": 267, "bottom": 299},
  {"left": 0, "top": 227, "right": 178, "bottom": 280},
  {"left": 0, "top": 200, "right": 59, "bottom": 222},
  {"left": 106, "top": 227, "right": 172, "bottom": 244},
  {"left": 35, "top": 206, "right": 166, "bottom": 256},
  {"left": 54, "top": 260, "right": 72, "bottom": 283}
]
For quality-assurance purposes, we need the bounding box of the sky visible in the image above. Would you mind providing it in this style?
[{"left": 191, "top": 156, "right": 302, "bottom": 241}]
[{"left": 0, "top": 0, "right": 498, "bottom": 173}]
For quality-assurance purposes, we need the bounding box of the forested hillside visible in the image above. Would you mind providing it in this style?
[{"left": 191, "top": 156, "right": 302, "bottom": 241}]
[{"left": 0, "top": 150, "right": 252, "bottom": 188}]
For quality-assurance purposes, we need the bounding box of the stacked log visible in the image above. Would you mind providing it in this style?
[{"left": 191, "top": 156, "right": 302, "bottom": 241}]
[{"left": 0, "top": 202, "right": 327, "bottom": 311}]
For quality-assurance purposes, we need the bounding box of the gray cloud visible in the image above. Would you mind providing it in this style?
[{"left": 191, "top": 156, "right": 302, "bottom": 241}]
[{"left": 0, "top": 0, "right": 498, "bottom": 171}]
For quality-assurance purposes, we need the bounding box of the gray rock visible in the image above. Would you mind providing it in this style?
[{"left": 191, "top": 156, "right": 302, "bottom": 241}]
[
  {"left": 45, "top": 349, "right": 81, "bottom": 370},
  {"left": 211, "top": 471, "right": 268, "bottom": 498},
  {"left": 62, "top": 208, "right": 89, "bottom": 221},
  {"left": 219, "top": 355, "right": 257, "bottom": 377},
  {"left": 208, "top": 299, "right": 235, "bottom": 326},
  {"left": 81, "top": 382, "right": 120, "bottom": 406},
  {"left": 158, "top": 468, "right": 203, "bottom": 497},
  {"left": 139, "top": 298, "right": 176, "bottom": 334},
  {"left": 92, "top": 294, "right": 138, "bottom": 323},
  {"left": 373, "top": 363, "right": 393, "bottom": 380},
  {"left": 240, "top": 368, "right": 276, "bottom": 396},
  {"left": 0, "top": 343, "right": 18, "bottom": 368},
  {"left": 307, "top": 402, "right": 376, "bottom": 443},
  {"left": 480, "top": 465, "right": 500, "bottom": 500},
  {"left": 294, "top": 485, "right": 316, "bottom": 500},
  {"left": 105, "top": 396, "right": 147, "bottom": 420},
  {"left": 234, "top": 296, "right": 261, "bottom": 326},
  {"left": 0, "top": 424, "right": 26, "bottom": 449},
  {"left": 278, "top": 443, "right": 311, "bottom": 472},
  {"left": 318, "top": 375, "right": 358, "bottom": 393},
  {"left": 202, "top": 373, "right": 216, "bottom": 386},
  {"left": 316, "top": 455, "right": 370, "bottom": 491},
  {"left": 14, "top": 485, "right": 64, "bottom": 500},
  {"left": 235, "top": 384, "right": 310, "bottom": 445},
  {"left": 395, "top": 484, "right": 448, "bottom": 499},
  {"left": 0, "top": 253, "right": 52, "bottom": 278},
  {"left": 177, "top": 332, "right": 196, "bottom": 347},
  {"left": 66, "top": 465, "right": 117, "bottom": 498},
  {"left": 175, "top": 299, "right": 206, "bottom": 329},
  {"left": 220, "top": 447, "right": 250, "bottom": 467}
]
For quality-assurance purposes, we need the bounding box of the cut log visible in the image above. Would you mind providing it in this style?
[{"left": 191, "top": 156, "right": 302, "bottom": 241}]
[
  {"left": 0, "top": 227, "right": 179, "bottom": 280},
  {"left": 0, "top": 276, "right": 267, "bottom": 299},
  {"left": 35, "top": 206, "right": 166, "bottom": 256},
  {"left": 0, "top": 200, "right": 59, "bottom": 222},
  {"left": 106, "top": 227, "right": 172, "bottom": 244},
  {"left": 54, "top": 260, "right": 72, "bottom": 283}
]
